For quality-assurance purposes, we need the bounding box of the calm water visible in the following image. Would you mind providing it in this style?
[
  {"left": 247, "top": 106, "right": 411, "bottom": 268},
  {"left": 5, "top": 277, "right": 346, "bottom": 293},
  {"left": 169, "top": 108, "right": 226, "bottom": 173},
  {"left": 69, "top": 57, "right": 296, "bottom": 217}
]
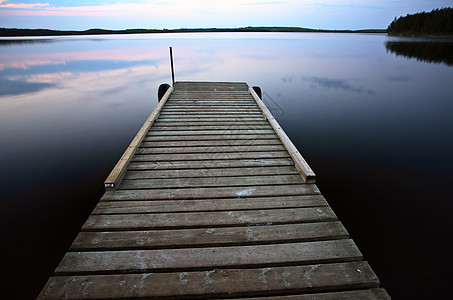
[{"left": 1, "top": 33, "right": 452, "bottom": 299}]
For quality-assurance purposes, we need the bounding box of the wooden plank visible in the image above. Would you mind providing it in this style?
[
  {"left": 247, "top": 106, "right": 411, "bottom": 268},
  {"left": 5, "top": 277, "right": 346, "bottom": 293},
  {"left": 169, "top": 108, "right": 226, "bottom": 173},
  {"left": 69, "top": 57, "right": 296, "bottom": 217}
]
[
  {"left": 153, "top": 121, "right": 270, "bottom": 127},
  {"left": 156, "top": 117, "right": 266, "bottom": 122},
  {"left": 250, "top": 88, "right": 316, "bottom": 183},
  {"left": 93, "top": 195, "right": 328, "bottom": 214},
  {"left": 39, "top": 261, "right": 380, "bottom": 299},
  {"left": 161, "top": 108, "right": 262, "bottom": 112},
  {"left": 240, "top": 289, "right": 390, "bottom": 300},
  {"left": 166, "top": 101, "right": 257, "bottom": 105},
  {"left": 174, "top": 81, "right": 249, "bottom": 91},
  {"left": 140, "top": 139, "right": 281, "bottom": 147},
  {"left": 132, "top": 151, "right": 291, "bottom": 162},
  {"left": 159, "top": 111, "right": 264, "bottom": 116},
  {"left": 118, "top": 174, "right": 303, "bottom": 190},
  {"left": 101, "top": 184, "right": 321, "bottom": 201},
  {"left": 103, "top": 86, "right": 174, "bottom": 190},
  {"left": 124, "top": 166, "right": 298, "bottom": 180},
  {"left": 136, "top": 145, "right": 286, "bottom": 154},
  {"left": 128, "top": 158, "right": 295, "bottom": 170},
  {"left": 144, "top": 134, "right": 278, "bottom": 141},
  {"left": 164, "top": 105, "right": 260, "bottom": 109},
  {"left": 55, "top": 239, "right": 361, "bottom": 275},
  {"left": 82, "top": 207, "right": 336, "bottom": 231},
  {"left": 71, "top": 222, "right": 348, "bottom": 251},
  {"left": 151, "top": 125, "right": 271, "bottom": 131},
  {"left": 147, "top": 129, "right": 274, "bottom": 136}
]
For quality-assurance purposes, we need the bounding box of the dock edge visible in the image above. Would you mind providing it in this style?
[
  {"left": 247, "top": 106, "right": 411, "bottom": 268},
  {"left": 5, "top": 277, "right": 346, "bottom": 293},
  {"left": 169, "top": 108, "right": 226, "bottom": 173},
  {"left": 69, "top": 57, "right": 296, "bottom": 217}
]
[
  {"left": 249, "top": 86, "right": 316, "bottom": 183},
  {"left": 104, "top": 86, "right": 174, "bottom": 190}
]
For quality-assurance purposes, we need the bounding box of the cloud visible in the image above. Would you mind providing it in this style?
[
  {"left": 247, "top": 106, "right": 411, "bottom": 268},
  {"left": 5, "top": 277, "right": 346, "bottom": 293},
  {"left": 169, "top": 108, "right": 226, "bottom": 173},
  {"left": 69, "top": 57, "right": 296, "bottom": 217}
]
[
  {"left": 0, "top": 1, "right": 50, "bottom": 9},
  {"left": 301, "top": 76, "right": 375, "bottom": 95},
  {"left": 0, "top": 77, "right": 55, "bottom": 96},
  {"left": 243, "top": 1, "right": 286, "bottom": 5}
]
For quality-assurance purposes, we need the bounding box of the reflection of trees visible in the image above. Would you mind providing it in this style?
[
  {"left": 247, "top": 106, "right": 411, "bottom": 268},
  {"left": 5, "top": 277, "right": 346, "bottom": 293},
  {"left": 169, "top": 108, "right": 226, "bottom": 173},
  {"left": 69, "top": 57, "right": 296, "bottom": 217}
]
[
  {"left": 0, "top": 39, "right": 53, "bottom": 47},
  {"left": 385, "top": 41, "right": 453, "bottom": 66}
]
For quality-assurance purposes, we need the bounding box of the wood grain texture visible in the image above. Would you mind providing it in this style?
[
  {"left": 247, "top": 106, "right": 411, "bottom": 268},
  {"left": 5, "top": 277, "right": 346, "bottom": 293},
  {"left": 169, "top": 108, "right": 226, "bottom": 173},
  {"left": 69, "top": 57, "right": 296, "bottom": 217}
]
[
  {"left": 101, "top": 184, "right": 321, "bottom": 201},
  {"left": 132, "top": 151, "right": 291, "bottom": 162},
  {"left": 136, "top": 145, "right": 285, "bottom": 154},
  {"left": 128, "top": 158, "right": 295, "bottom": 170},
  {"left": 82, "top": 206, "right": 337, "bottom": 231},
  {"left": 56, "top": 239, "right": 361, "bottom": 275},
  {"left": 240, "top": 288, "right": 390, "bottom": 300},
  {"left": 93, "top": 195, "right": 328, "bottom": 214},
  {"left": 71, "top": 222, "right": 348, "bottom": 251},
  {"left": 123, "top": 166, "right": 298, "bottom": 180},
  {"left": 118, "top": 174, "right": 303, "bottom": 190},
  {"left": 143, "top": 134, "right": 279, "bottom": 141},
  {"left": 41, "top": 262, "right": 379, "bottom": 299},
  {"left": 140, "top": 139, "right": 281, "bottom": 147}
]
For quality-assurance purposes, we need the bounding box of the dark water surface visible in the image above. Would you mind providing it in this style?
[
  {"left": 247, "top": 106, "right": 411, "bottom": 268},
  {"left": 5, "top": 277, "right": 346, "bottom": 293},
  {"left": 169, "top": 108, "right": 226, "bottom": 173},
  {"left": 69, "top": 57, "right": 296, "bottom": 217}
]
[{"left": 1, "top": 33, "right": 452, "bottom": 299}]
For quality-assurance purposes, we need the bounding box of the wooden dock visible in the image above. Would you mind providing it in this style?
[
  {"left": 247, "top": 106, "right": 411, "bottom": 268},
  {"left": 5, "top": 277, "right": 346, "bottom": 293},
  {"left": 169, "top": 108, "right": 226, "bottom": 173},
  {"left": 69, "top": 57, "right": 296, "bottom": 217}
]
[{"left": 39, "top": 82, "right": 389, "bottom": 299}]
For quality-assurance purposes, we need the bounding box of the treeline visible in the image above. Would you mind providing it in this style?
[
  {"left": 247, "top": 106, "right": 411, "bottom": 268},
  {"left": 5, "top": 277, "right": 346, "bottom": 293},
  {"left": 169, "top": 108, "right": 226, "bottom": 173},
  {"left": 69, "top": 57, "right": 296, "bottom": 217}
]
[
  {"left": 0, "top": 27, "right": 387, "bottom": 37},
  {"left": 388, "top": 7, "right": 453, "bottom": 36}
]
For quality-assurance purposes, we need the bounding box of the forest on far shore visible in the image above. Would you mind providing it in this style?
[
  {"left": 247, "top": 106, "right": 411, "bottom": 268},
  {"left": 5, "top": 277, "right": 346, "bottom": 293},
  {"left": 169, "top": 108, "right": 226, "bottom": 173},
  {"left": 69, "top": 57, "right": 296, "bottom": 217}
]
[{"left": 388, "top": 7, "right": 453, "bottom": 36}]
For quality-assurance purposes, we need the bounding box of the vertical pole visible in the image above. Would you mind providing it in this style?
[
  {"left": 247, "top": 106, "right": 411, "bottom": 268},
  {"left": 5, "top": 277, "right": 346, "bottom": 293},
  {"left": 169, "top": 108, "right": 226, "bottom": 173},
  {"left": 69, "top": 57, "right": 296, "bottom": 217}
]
[{"left": 169, "top": 47, "right": 175, "bottom": 85}]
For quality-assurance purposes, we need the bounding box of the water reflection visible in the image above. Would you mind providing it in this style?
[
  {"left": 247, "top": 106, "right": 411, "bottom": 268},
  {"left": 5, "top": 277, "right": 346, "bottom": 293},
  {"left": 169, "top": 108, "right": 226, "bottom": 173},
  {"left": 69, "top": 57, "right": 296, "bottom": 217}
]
[
  {"left": 0, "top": 33, "right": 452, "bottom": 300},
  {"left": 385, "top": 40, "right": 453, "bottom": 66},
  {"left": 0, "top": 38, "right": 54, "bottom": 46}
]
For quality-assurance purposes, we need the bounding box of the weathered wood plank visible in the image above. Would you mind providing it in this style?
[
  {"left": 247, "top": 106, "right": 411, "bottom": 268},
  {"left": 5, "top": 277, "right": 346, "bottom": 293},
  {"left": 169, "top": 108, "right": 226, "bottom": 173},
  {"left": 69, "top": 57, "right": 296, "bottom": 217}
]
[
  {"left": 128, "top": 158, "right": 295, "bottom": 171},
  {"left": 93, "top": 195, "right": 328, "bottom": 214},
  {"left": 82, "top": 207, "right": 336, "bottom": 231},
  {"left": 157, "top": 113, "right": 265, "bottom": 118},
  {"left": 133, "top": 151, "right": 290, "bottom": 162},
  {"left": 55, "top": 239, "right": 361, "bottom": 275},
  {"left": 124, "top": 166, "right": 298, "bottom": 180},
  {"left": 71, "top": 222, "right": 348, "bottom": 251},
  {"left": 164, "top": 105, "right": 260, "bottom": 109},
  {"left": 174, "top": 81, "right": 249, "bottom": 91},
  {"left": 147, "top": 129, "right": 274, "bottom": 136},
  {"left": 101, "top": 184, "right": 321, "bottom": 201},
  {"left": 151, "top": 125, "right": 272, "bottom": 131},
  {"left": 140, "top": 139, "right": 281, "bottom": 148},
  {"left": 153, "top": 121, "right": 270, "bottom": 127},
  {"left": 118, "top": 174, "right": 302, "bottom": 190},
  {"left": 39, "top": 262, "right": 380, "bottom": 299},
  {"left": 168, "top": 100, "right": 254, "bottom": 103},
  {"left": 137, "top": 145, "right": 286, "bottom": 154},
  {"left": 161, "top": 108, "right": 262, "bottom": 112},
  {"left": 240, "top": 288, "right": 390, "bottom": 300},
  {"left": 156, "top": 117, "right": 266, "bottom": 122},
  {"left": 143, "top": 134, "right": 278, "bottom": 141}
]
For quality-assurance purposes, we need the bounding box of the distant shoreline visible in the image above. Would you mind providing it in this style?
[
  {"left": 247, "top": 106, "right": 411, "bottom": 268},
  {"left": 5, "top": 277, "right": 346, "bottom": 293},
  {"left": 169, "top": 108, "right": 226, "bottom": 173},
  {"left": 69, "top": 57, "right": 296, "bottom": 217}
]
[{"left": 0, "top": 27, "right": 388, "bottom": 37}]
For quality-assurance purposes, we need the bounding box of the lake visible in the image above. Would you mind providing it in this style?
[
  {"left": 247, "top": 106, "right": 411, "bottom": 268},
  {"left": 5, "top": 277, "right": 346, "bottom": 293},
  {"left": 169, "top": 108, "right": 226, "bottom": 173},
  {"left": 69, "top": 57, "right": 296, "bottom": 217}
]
[{"left": 1, "top": 32, "right": 452, "bottom": 299}]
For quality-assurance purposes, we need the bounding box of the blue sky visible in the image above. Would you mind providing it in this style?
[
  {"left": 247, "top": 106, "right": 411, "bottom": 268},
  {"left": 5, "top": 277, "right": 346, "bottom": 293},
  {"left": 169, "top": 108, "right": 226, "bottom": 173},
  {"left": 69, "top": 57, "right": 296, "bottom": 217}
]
[{"left": 0, "top": 0, "right": 451, "bottom": 30}]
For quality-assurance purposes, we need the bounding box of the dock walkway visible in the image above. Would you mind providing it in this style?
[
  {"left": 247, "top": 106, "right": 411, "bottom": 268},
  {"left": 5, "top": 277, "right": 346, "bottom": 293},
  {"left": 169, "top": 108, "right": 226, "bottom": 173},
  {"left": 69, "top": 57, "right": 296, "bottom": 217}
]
[{"left": 39, "top": 82, "right": 389, "bottom": 299}]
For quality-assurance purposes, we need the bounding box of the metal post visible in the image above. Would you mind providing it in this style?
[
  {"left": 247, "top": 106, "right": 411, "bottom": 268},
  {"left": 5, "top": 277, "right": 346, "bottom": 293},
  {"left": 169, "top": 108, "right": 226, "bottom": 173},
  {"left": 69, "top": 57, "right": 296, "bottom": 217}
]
[{"left": 169, "top": 47, "right": 175, "bottom": 85}]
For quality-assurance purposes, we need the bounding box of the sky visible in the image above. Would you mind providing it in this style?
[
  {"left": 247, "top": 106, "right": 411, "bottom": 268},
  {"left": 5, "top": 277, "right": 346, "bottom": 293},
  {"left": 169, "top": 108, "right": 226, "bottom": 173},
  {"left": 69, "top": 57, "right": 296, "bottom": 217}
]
[{"left": 0, "top": 0, "right": 451, "bottom": 31}]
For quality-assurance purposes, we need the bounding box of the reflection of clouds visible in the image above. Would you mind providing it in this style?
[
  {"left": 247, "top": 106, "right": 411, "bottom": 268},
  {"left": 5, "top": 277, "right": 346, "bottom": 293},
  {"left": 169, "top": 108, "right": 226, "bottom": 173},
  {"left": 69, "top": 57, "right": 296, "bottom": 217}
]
[
  {"left": 387, "top": 75, "right": 412, "bottom": 82},
  {"left": 0, "top": 78, "right": 55, "bottom": 96},
  {"left": 0, "top": 47, "right": 166, "bottom": 71},
  {"left": 283, "top": 75, "right": 375, "bottom": 95}
]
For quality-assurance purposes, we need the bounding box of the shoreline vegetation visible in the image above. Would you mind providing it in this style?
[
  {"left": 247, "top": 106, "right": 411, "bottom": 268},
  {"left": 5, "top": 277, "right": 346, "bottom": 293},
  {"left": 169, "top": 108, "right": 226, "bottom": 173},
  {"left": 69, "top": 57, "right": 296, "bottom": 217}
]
[
  {"left": 0, "top": 27, "right": 387, "bottom": 37},
  {"left": 388, "top": 7, "right": 453, "bottom": 36}
]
